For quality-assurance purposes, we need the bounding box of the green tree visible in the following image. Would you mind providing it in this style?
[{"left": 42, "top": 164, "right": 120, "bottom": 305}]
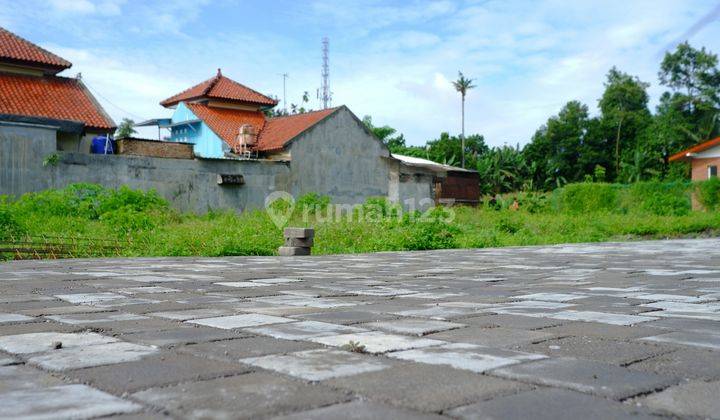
[
  {"left": 477, "top": 145, "right": 527, "bottom": 194},
  {"left": 452, "top": 71, "right": 476, "bottom": 168},
  {"left": 115, "top": 118, "right": 137, "bottom": 139},
  {"left": 659, "top": 42, "right": 720, "bottom": 142},
  {"left": 426, "top": 132, "right": 488, "bottom": 169},
  {"left": 523, "top": 101, "right": 593, "bottom": 188},
  {"left": 362, "top": 116, "right": 408, "bottom": 152},
  {"left": 597, "top": 67, "right": 652, "bottom": 178}
]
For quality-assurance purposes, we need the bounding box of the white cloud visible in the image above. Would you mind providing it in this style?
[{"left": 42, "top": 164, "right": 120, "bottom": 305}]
[
  {"left": 4, "top": 0, "right": 719, "bottom": 148},
  {"left": 47, "top": 0, "right": 124, "bottom": 16}
]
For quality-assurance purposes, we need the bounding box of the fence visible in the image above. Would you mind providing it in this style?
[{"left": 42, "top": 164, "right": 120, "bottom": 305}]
[{"left": 0, "top": 235, "right": 126, "bottom": 260}]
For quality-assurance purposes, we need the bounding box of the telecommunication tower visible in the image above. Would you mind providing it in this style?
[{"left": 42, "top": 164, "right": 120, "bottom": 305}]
[{"left": 318, "top": 37, "right": 332, "bottom": 109}]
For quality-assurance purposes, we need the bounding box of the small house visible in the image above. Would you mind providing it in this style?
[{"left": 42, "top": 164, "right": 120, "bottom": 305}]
[
  {"left": 669, "top": 136, "right": 720, "bottom": 181},
  {"left": 0, "top": 27, "right": 115, "bottom": 151}
]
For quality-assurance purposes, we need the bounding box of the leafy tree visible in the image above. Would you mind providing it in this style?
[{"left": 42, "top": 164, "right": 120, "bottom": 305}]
[
  {"left": 362, "top": 116, "right": 408, "bottom": 152},
  {"left": 426, "top": 132, "right": 488, "bottom": 169},
  {"left": 115, "top": 118, "right": 137, "bottom": 139},
  {"left": 659, "top": 42, "right": 720, "bottom": 141},
  {"left": 477, "top": 145, "right": 527, "bottom": 194},
  {"left": 597, "top": 67, "right": 652, "bottom": 178},
  {"left": 523, "top": 101, "right": 594, "bottom": 188},
  {"left": 452, "top": 71, "right": 476, "bottom": 168}
]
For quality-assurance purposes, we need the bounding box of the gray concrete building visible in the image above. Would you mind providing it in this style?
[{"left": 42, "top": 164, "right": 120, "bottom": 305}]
[{"left": 0, "top": 27, "right": 478, "bottom": 213}]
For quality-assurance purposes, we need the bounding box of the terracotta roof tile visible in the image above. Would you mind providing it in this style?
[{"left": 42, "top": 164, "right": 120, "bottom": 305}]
[
  {"left": 161, "top": 70, "right": 277, "bottom": 108},
  {"left": 670, "top": 136, "right": 720, "bottom": 162},
  {"left": 0, "top": 73, "right": 115, "bottom": 130},
  {"left": 256, "top": 108, "right": 338, "bottom": 152},
  {"left": 185, "top": 103, "right": 266, "bottom": 148},
  {"left": 0, "top": 27, "right": 71, "bottom": 71}
]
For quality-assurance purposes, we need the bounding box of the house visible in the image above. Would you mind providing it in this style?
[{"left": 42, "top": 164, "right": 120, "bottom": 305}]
[
  {"left": 0, "top": 27, "right": 115, "bottom": 151},
  {"left": 669, "top": 136, "right": 720, "bottom": 181},
  {"left": 1, "top": 28, "right": 479, "bottom": 212},
  {"left": 392, "top": 154, "right": 480, "bottom": 206}
]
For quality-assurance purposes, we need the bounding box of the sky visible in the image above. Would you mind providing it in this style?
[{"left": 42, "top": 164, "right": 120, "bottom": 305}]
[{"left": 1, "top": 0, "right": 719, "bottom": 147}]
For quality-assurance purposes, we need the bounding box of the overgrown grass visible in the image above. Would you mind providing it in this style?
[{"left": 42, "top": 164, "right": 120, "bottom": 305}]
[{"left": 1, "top": 181, "right": 719, "bottom": 259}]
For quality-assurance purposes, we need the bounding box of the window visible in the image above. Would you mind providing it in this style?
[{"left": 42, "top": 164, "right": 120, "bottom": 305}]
[{"left": 709, "top": 165, "right": 718, "bottom": 178}]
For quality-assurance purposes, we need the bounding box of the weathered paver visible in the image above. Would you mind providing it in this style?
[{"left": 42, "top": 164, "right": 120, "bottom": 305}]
[
  {"left": 327, "top": 363, "right": 529, "bottom": 412},
  {"left": 271, "top": 400, "right": 448, "bottom": 420},
  {"left": 637, "top": 380, "right": 720, "bottom": 418},
  {"left": 309, "top": 331, "right": 444, "bottom": 353},
  {"left": 1, "top": 238, "right": 719, "bottom": 417},
  {"left": 241, "top": 348, "right": 392, "bottom": 380},
  {"left": 449, "top": 388, "right": 652, "bottom": 420},
  {"left": 520, "top": 336, "right": 671, "bottom": 365},
  {"left": 490, "top": 357, "right": 677, "bottom": 399},
  {"left": 132, "top": 373, "right": 348, "bottom": 419},
  {"left": 27, "top": 341, "right": 158, "bottom": 371},
  {"left": 389, "top": 342, "right": 545, "bottom": 373},
  {"left": 0, "top": 384, "right": 141, "bottom": 419}
]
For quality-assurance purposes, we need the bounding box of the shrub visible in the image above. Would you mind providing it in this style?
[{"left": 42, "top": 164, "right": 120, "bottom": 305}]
[
  {"left": 695, "top": 178, "right": 720, "bottom": 211},
  {"left": 296, "top": 193, "right": 330, "bottom": 214},
  {"left": 0, "top": 203, "right": 24, "bottom": 239},
  {"left": 555, "top": 183, "right": 618, "bottom": 214},
  {"left": 12, "top": 183, "right": 167, "bottom": 220},
  {"left": 622, "top": 181, "right": 691, "bottom": 216}
]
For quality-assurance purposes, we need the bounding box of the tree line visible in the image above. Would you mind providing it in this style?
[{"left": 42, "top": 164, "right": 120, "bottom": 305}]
[{"left": 365, "top": 42, "right": 720, "bottom": 195}]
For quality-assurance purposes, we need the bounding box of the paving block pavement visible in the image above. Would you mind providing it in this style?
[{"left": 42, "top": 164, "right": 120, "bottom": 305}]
[{"left": 0, "top": 238, "right": 719, "bottom": 418}]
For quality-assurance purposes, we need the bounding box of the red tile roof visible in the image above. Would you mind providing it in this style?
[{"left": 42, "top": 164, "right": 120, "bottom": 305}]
[
  {"left": 161, "top": 69, "right": 278, "bottom": 108},
  {"left": 256, "top": 108, "right": 338, "bottom": 152},
  {"left": 669, "top": 136, "right": 720, "bottom": 162},
  {"left": 183, "top": 102, "right": 338, "bottom": 153},
  {"left": 0, "top": 27, "right": 71, "bottom": 72},
  {"left": 0, "top": 73, "right": 115, "bottom": 130},
  {"left": 185, "top": 102, "right": 266, "bottom": 147}
]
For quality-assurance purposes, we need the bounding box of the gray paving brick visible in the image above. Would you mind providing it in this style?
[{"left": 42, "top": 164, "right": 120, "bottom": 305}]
[
  {"left": 241, "top": 348, "right": 393, "bottom": 380},
  {"left": 540, "top": 321, "right": 662, "bottom": 339},
  {"left": 271, "top": 400, "right": 447, "bottom": 420},
  {"left": 132, "top": 373, "right": 349, "bottom": 419},
  {"left": 66, "top": 353, "right": 249, "bottom": 393},
  {"left": 638, "top": 380, "right": 720, "bottom": 418},
  {"left": 179, "top": 337, "right": 323, "bottom": 361},
  {"left": 120, "top": 325, "right": 246, "bottom": 346},
  {"left": 490, "top": 357, "right": 678, "bottom": 399},
  {"left": 627, "top": 348, "right": 720, "bottom": 380},
  {"left": 291, "top": 310, "right": 399, "bottom": 325},
  {"left": 449, "top": 388, "right": 653, "bottom": 420},
  {"left": 0, "top": 384, "right": 141, "bottom": 419},
  {"left": 427, "top": 326, "right": 554, "bottom": 348},
  {"left": 519, "top": 336, "right": 671, "bottom": 365},
  {"left": 641, "top": 331, "right": 720, "bottom": 350},
  {"left": 27, "top": 341, "right": 158, "bottom": 371},
  {"left": 327, "top": 364, "right": 529, "bottom": 412}
]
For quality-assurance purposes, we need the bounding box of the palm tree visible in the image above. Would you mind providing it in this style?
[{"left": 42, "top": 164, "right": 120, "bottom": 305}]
[{"left": 452, "top": 71, "right": 476, "bottom": 168}]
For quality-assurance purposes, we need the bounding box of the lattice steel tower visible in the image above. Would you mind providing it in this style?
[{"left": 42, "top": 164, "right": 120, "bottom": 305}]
[{"left": 319, "top": 37, "right": 332, "bottom": 109}]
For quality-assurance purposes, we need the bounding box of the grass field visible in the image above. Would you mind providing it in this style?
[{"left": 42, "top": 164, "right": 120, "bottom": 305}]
[{"left": 1, "top": 180, "right": 719, "bottom": 259}]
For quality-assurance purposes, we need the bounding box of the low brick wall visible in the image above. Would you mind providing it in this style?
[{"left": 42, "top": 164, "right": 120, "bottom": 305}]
[{"left": 117, "top": 138, "right": 194, "bottom": 159}]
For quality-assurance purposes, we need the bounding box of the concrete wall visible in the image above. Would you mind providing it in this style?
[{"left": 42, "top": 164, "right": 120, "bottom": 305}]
[
  {"left": 0, "top": 121, "right": 57, "bottom": 196},
  {"left": 1, "top": 121, "right": 290, "bottom": 213},
  {"left": 286, "top": 107, "right": 392, "bottom": 204},
  {"left": 1, "top": 112, "right": 440, "bottom": 213}
]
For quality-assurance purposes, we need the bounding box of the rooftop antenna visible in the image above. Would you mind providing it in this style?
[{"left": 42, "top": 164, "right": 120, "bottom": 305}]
[
  {"left": 279, "top": 73, "right": 289, "bottom": 113},
  {"left": 318, "top": 37, "right": 332, "bottom": 109}
]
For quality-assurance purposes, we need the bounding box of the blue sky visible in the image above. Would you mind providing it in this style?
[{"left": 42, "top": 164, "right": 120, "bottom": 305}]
[{"left": 1, "top": 0, "right": 719, "bottom": 146}]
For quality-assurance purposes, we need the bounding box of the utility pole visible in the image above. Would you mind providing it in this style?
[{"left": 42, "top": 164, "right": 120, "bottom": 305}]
[
  {"left": 318, "top": 37, "right": 331, "bottom": 109},
  {"left": 279, "top": 73, "right": 289, "bottom": 113}
]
